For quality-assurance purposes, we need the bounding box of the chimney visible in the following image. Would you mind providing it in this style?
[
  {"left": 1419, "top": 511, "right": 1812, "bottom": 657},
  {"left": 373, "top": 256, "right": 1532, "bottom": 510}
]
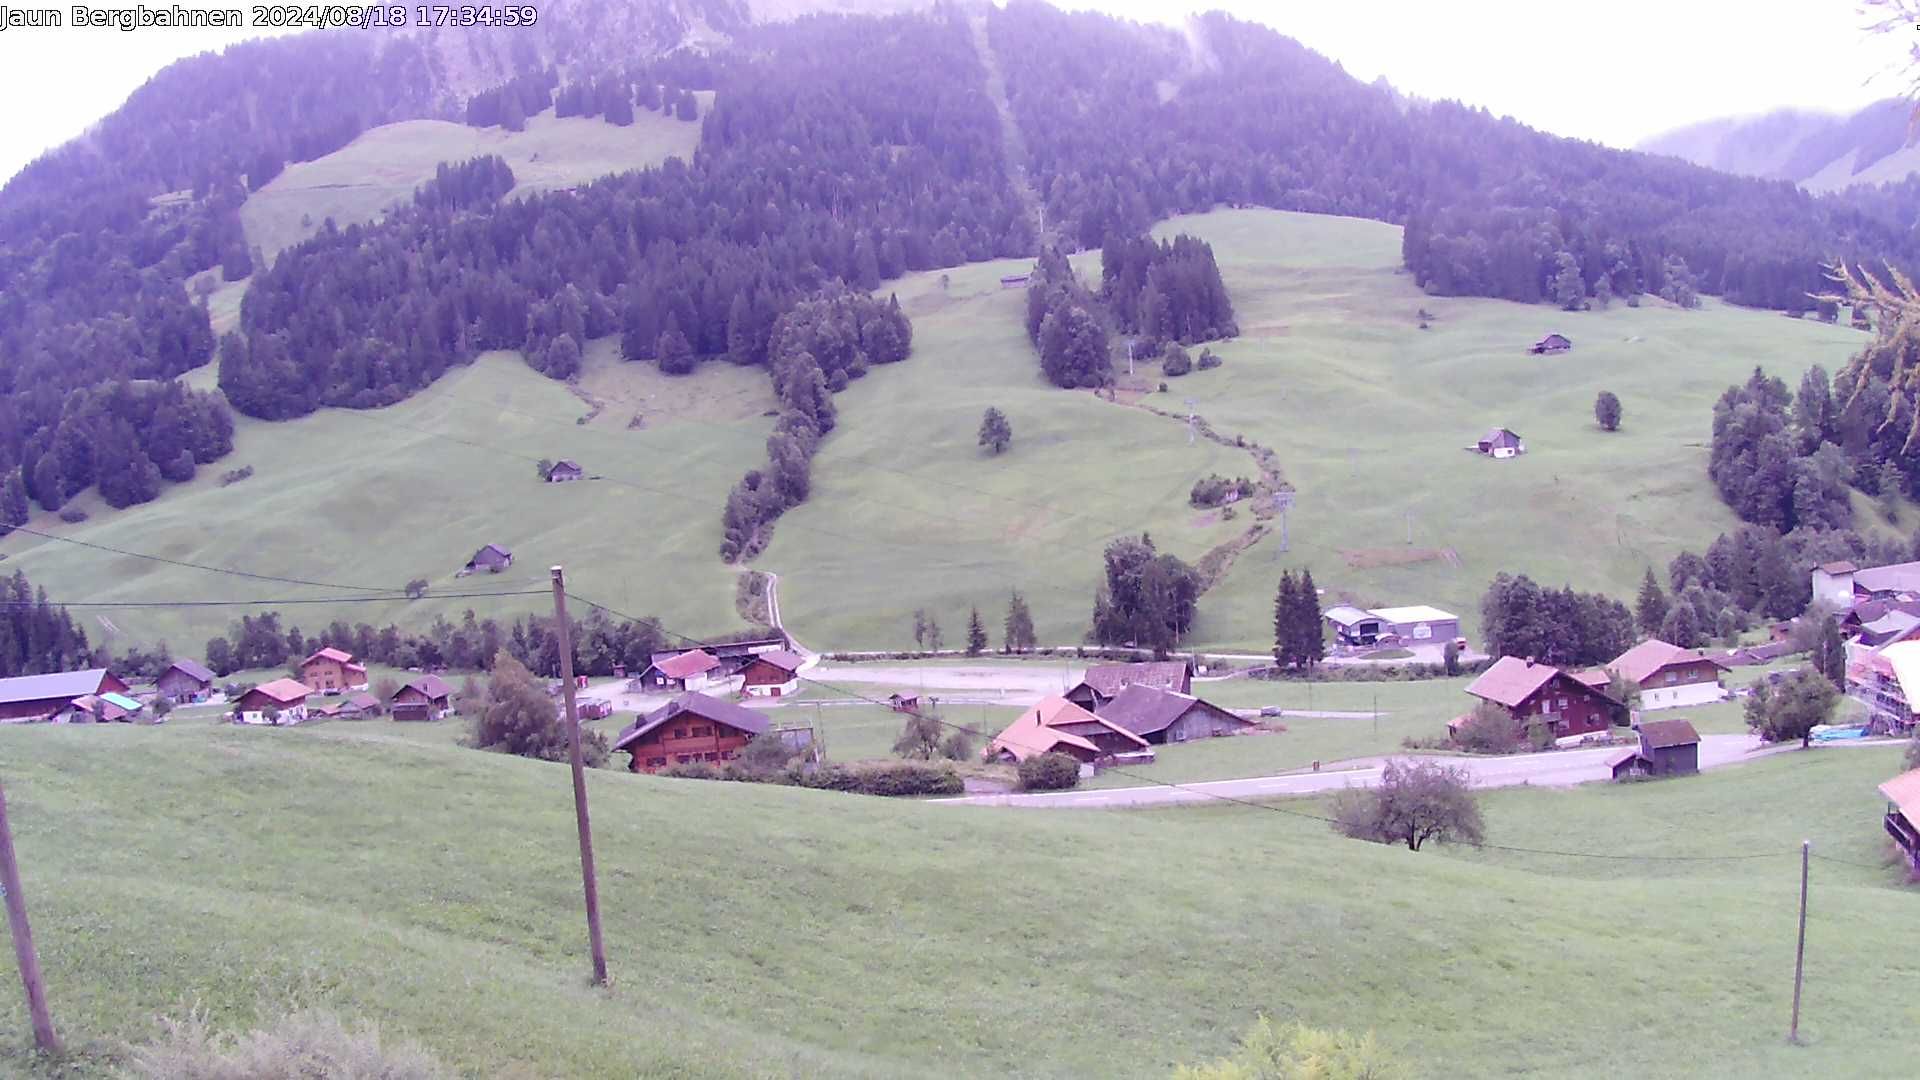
[{"left": 1523, "top": 656, "right": 1535, "bottom": 667}]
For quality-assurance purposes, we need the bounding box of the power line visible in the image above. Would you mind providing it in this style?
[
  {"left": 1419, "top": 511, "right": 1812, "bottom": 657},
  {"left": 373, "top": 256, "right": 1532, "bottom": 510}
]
[
  {"left": 2, "top": 524, "right": 397, "bottom": 593},
  {"left": 0, "top": 588, "right": 550, "bottom": 610},
  {"left": 565, "top": 589, "right": 1815, "bottom": 867}
]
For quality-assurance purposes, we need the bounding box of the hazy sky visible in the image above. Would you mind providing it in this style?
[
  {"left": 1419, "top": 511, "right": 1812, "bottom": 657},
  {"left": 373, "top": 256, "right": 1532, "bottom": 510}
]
[{"left": 0, "top": 0, "right": 1912, "bottom": 186}]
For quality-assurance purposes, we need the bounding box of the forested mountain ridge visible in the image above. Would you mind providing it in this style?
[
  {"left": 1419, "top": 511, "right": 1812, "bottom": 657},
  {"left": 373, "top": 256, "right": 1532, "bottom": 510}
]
[
  {"left": 12, "top": 0, "right": 1920, "bottom": 529},
  {"left": 1640, "top": 98, "right": 1920, "bottom": 194}
]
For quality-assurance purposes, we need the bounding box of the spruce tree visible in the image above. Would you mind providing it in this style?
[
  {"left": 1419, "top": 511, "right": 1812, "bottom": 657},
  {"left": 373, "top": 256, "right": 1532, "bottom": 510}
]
[
  {"left": 1635, "top": 568, "right": 1668, "bottom": 637},
  {"left": 1004, "top": 591, "right": 1035, "bottom": 653},
  {"left": 0, "top": 469, "right": 28, "bottom": 531},
  {"left": 1273, "top": 571, "right": 1297, "bottom": 668},
  {"left": 1295, "top": 568, "right": 1324, "bottom": 669},
  {"left": 966, "top": 607, "right": 987, "bottom": 656},
  {"left": 1814, "top": 615, "right": 1847, "bottom": 689}
]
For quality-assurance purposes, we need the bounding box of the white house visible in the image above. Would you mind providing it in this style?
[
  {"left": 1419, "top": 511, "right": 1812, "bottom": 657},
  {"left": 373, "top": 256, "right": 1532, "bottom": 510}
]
[
  {"left": 1605, "top": 639, "right": 1728, "bottom": 711},
  {"left": 1811, "top": 561, "right": 1858, "bottom": 610},
  {"left": 1367, "top": 605, "right": 1461, "bottom": 644}
]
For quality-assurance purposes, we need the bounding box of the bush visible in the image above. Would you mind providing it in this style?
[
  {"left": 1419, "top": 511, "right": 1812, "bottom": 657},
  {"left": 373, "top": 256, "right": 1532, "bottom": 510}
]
[
  {"left": 1017, "top": 752, "right": 1082, "bottom": 790},
  {"left": 1174, "top": 1015, "right": 1407, "bottom": 1080},
  {"left": 218, "top": 465, "right": 254, "bottom": 486},
  {"left": 845, "top": 760, "right": 963, "bottom": 796},
  {"left": 1526, "top": 722, "right": 1555, "bottom": 751},
  {"left": 1162, "top": 351, "right": 1193, "bottom": 376},
  {"left": 738, "top": 728, "right": 798, "bottom": 773},
  {"left": 1189, "top": 473, "right": 1252, "bottom": 508},
  {"left": 1451, "top": 702, "right": 1519, "bottom": 754},
  {"left": 1197, "top": 348, "right": 1222, "bottom": 370},
  {"left": 59, "top": 507, "right": 88, "bottom": 523},
  {"left": 1331, "top": 759, "right": 1484, "bottom": 851},
  {"left": 126, "top": 1007, "right": 448, "bottom": 1079}
]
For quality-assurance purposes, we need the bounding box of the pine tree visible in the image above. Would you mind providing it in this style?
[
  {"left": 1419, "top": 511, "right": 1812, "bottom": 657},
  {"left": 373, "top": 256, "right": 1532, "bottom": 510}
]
[
  {"left": 1295, "top": 568, "right": 1324, "bottom": 669},
  {"left": 912, "top": 609, "right": 927, "bottom": 649},
  {"left": 0, "top": 469, "right": 27, "bottom": 532},
  {"left": 978, "top": 407, "right": 1013, "bottom": 454},
  {"left": 1273, "top": 571, "right": 1297, "bottom": 668},
  {"left": 1634, "top": 568, "right": 1668, "bottom": 636},
  {"left": 1004, "top": 591, "right": 1035, "bottom": 653},
  {"left": 966, "top": 607, "right": 987, "bottom": 656}
]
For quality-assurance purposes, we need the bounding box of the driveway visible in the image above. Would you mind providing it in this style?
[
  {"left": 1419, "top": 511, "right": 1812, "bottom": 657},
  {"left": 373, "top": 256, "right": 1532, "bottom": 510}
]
[
  {"left": 803, "top": 659, "right": 1083, "bottom": 705},
  {"left": 942, "top": 734, "right": 1803, "bottom": 808}
]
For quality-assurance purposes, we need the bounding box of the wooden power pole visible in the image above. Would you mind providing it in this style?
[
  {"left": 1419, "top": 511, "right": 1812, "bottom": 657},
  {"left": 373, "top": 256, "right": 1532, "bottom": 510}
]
[
  {"left": 0, "top": 778, "right": 61, "bottom": 1055},
  {"left": 1789, "top": 839, "right": 1810, "bottom": 1044},
  {"left": 549, "top": 567, "right": 609, "bottom": 986}
]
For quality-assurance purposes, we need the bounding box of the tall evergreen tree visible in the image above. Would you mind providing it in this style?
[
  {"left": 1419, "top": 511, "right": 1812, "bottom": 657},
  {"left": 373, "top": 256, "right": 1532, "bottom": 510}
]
[
  {"left": 1273, "top": 571, "right": 1297, "bottom": 667},
  {"left": 1813, "top": 615, "right": 1847, "bottom": 689},
  {"left": 1294, "top": 568, "right": 1324, "bottom": 669},
  {"left": 966, "top": 607, "right": 987, "bottom": 657},
  {"left": 1635, "top": 568, "right": 1668, "bottom": 636},
  {"left": 1004, "top": 590, "right": 1036, "bottom": 653}
]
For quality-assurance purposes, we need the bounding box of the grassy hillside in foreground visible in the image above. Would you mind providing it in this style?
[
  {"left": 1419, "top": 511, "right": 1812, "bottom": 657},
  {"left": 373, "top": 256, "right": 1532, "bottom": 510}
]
[
  {"left": 239, "top": 105, "right": 705, "bottom": 260},
  {"left": 0, "top": 345, "right": 772, "bottom": 651},
  {"left": 2, "top": 723, "right": 1917, "bottom": 1077}
]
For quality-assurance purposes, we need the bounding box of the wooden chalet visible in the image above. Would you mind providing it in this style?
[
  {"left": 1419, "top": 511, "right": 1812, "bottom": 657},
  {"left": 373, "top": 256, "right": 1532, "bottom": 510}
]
[
  {"left": 641, "top": 650, "right": 726, "bottom": 693},
  {"left": 155, "top": 658, "right": 216, "bottom": 702},
  {"left": 1851, "top": 639, "right": 1920, "bottom": 735},
  {"left": 546, "top": 459, "right": 584, "bottom": 483},
  {"left": 888, "top": 692, "right": 923, "bottom": 713},
  {"left": 0, "top": 669, "right": 130, "bottom": 724},
  {"left": 739, "top": 650, "right": 804, "bottom": 698},
  {"left": 1064, "top": 660, "right": 1193, "bottom": 711},
  {"left": 299, "top": 647, "right": 368, "bottom": 693},
  {"left": 1880, "top": 767, "right": 1920, "bottom": 874},
  {"left": 234, "top": 678, "right": 311, "bottom": 725},
  {"left": 1455, "top": 656, "right": 1618, "bottom": 740},
  {"left": 986, "top": 696, "right": 1151, "bottom": 764},
  {"left": 390, "top": 674, "right": 453, "bottom": 721},
  {"left": 1607, "top": 718, "right": 1701, "bottom": 780},
  {"left": 613, "top": 692, "right": 768, "bottom": 773},
  {"left": 463, "top": 543, "right": 514, "bottom": 574},
  {"left": 1529, "top": 333, "right": 1571, "bottom": 354},
  {"left": 1604, "top": 639, "right": 1728, "bottom": 710},
  {"left": 1095, "top": 684, "right": 1254, "bottom": 745},
  {"left": 312, "top": 691, "right": 382, "bottom": 719}
]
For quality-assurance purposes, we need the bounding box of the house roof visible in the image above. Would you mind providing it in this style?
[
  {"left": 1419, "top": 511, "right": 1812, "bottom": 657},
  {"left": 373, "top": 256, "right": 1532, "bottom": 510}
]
[
  {"left": 986, "top": 697, "right": 1137, "bottom": 761},
  {"left": 1323, "top": 605, "right": 1376, "bottom": 627},
  {"left": 247, "top": 678, "right": 311, "bottom": 704},
  {"left": 396, "top": 674, "right": 452, "bottom": 701},
  {"left": 1464, "top": 656, "right": 1617, "bottom": 708},
  {"left": 100, "top": 692, "right": 142, "bottom": 712},
  {"left": 1638, "top": 718, "right": 1700, "bottom": 750},
  {"left": 1096, "top": 684, "right": 1248, "bottom": 737},
  {"left": 1076, "top": 660, "right": 1192, "bottom": 698},
  {"left": 1881, "top": 767, "right": 1920, "bottom": 817},
  {"left": 166, "top": 658, "right": 215, "bottom": 683},
  {"left": 1855, "top": 560, "right": 1920, "bottom": 595},
  {"left": 1570, "top": 667, "right": 1611, "bottom": 688},
  {"left": 614, "top": 692, "right": 769, "bottom": 751},
  {"left": 345, "top": 691, "right": 381, "bottom": 710},
  {"left": 1861, "top": 611, "right": 1920, "bottom": 641},
  {"left": 746, "top": 650, "right": 804, "bottom": 674},
  {"left": 1482, "top": 427, "right": 1522, "bottom": 445},
  {"left": 1818, "top": 561, "right": 1858, "bottom": 575},
  {"left": 1605, "top": 747, "right": 1640, "bottom": 770},
  {"left": 302, "top": 647, "right": 355, "bottom": 666},
  {"left": 0, "top": 668, "right": 115, "bottom": 706},
  {"left": 1871, "top": 640, "right": 1920, "bottom": 711},
  {"left": 1608, "top": 639, "right": 1728, "bottom": 686},
  {"left": 1369, "top": 605, "right": 1457, "bottom": 625},
  {"left": 652, "top": 650, "right": 720, "bottom": 679},
  {"left": 469, "top": 543, "right": 512, "bottom": 562},
  {"left": 552, "top": 459, "right": 581, "bottom": 471}
]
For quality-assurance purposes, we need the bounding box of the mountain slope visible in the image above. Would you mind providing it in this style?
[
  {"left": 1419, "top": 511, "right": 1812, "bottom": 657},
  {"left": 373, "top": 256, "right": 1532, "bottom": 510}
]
[{"left": 1639, "top": 97, "right": 1920, "bottom": 193}]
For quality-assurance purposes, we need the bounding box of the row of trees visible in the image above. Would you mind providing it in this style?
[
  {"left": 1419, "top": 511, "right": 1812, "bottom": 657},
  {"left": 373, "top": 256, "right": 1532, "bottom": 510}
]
[
  {"left": 1098, "top": 233, "right": 1238, "bottom": 346},
  {"left": 201, "top": 604, "right": 670, "bottom": 681},
  {"left": 0, "top": 572, "right": 96, "bottom": 678},
  {"left": 718, "top": 288, "right": 912, "bottom": 561},
  {"left": 11, "top": 379, "right": 233, "bottom": 513},
  {"left": 1024, "top": 247, "right": 1112, "bottom": 388},
  {"left": 1479, "top": 572, "right": 1635, "bottom": 669},
  {"left": 1272, "top": 569, "right": 1324, "bottom": 671}
]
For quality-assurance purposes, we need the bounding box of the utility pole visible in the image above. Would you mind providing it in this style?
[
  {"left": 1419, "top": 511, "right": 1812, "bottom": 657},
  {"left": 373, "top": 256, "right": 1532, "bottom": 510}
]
[
  {"left": 1405, "top": 509, "right": 1413, "bottom": 546},
  {"left": 549, "top": 567, "right": 608, "bottom": 987},
  {"left": 1126, "top": 340, "right": 1135, "bottom": 377},
  {"left": 1372, "top": 690, "right": 1379, "bottom": 739},
  {"left": 1185, "top": 399, "right": 1197, "bottom": 446},
  {"left": 1789, "top": 839, "right": 1810, "bottom": 1044},
  {"left": 0, "top": 778, "right": 61, "bottom": 1056}
]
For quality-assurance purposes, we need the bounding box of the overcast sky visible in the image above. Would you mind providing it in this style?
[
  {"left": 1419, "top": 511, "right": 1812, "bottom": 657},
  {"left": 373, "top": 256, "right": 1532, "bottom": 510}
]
[{"left": 0, "top": 0, "right": 1912, "bottom": 186}]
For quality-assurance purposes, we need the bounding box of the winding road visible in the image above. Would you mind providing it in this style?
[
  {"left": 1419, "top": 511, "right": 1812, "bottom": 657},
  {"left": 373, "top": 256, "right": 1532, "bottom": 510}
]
[{"left": 942, "top": 734, "right": 1814, "bottom": 808}]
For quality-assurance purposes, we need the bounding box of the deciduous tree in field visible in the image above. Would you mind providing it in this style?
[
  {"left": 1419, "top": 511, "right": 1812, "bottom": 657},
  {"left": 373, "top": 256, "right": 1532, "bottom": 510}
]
[
  {"left": 1744, "top": 667, "right": 1839, "bottom": 749},
  {"left": 912, "top": 609, "right": 927, "bottom": 649},
  {"left": 978, "top": 407, "right": 1013, "bottom": 454},
  {"left": 925, "top": 615, "right": 944, "bottom": 653},
  {"left": 1331, "top": 759, "right": 1484, "bottom": 851},
  {"left": 893, "top": 710, "right": 943, "bottom": 759},
  {"left": 1551, "top": 250, "right": 1586, "bottom": 311},
  {"left": 472, "top": 651, "right": 608, "bottom": 766},
  {"left": 1451, "top": 701, "right": 1518, "bottom": 755},
  {"left": 1595, "top": 390, "right": 1622, "bottom": 431}
]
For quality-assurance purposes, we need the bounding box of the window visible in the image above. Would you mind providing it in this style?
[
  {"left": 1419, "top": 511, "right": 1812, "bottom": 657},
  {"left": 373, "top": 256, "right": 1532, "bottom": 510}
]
[
  {"left": 676, "top": 754, "right": 693, "bottom": 764},
  {"left": 692, "top": 725, "right": 711, "bottom": 737},
  {"left": 719, "top": 751, "right": 734, "bottom": 761},
  {"left": 673, "top": 727, "right": 688, "bottom": 739},
  {"left": 704, "top": 752, "right": 719, "bottom": 762},
  {"left": 646, "top": 757, "right": 667, "bottom": 768}
]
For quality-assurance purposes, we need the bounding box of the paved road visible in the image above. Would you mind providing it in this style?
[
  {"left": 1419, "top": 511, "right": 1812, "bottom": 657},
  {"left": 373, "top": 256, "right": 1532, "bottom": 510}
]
[
  {"left": 805, "top": 659, "right": 1082, "bottom": 704},
  {"left": 943, "top": 733, "right": 1801, "bottom": 808}
]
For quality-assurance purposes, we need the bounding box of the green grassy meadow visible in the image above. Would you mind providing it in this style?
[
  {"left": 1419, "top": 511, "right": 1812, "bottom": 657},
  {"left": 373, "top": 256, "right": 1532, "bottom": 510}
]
[
  {"left": 0, "top": 348, "right": 771, "bottom": 652},
  {"left": 3, "top": 722, "right": 1918, "bottom": 1077},
  {"left": 239, "top": 106, "right": 704, "bottom": 259}
]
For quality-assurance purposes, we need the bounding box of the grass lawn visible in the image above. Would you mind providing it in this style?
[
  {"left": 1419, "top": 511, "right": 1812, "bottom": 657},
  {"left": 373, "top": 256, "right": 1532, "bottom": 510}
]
[
  {"left": 3, "top": 722, "right": 1919, "bottom": 1077},
  {"left": 239, "top": 106, "right": 704, "bottom": 260},
  {"left": 0, "top": 352, "right": 771, "bottom": 652}
]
